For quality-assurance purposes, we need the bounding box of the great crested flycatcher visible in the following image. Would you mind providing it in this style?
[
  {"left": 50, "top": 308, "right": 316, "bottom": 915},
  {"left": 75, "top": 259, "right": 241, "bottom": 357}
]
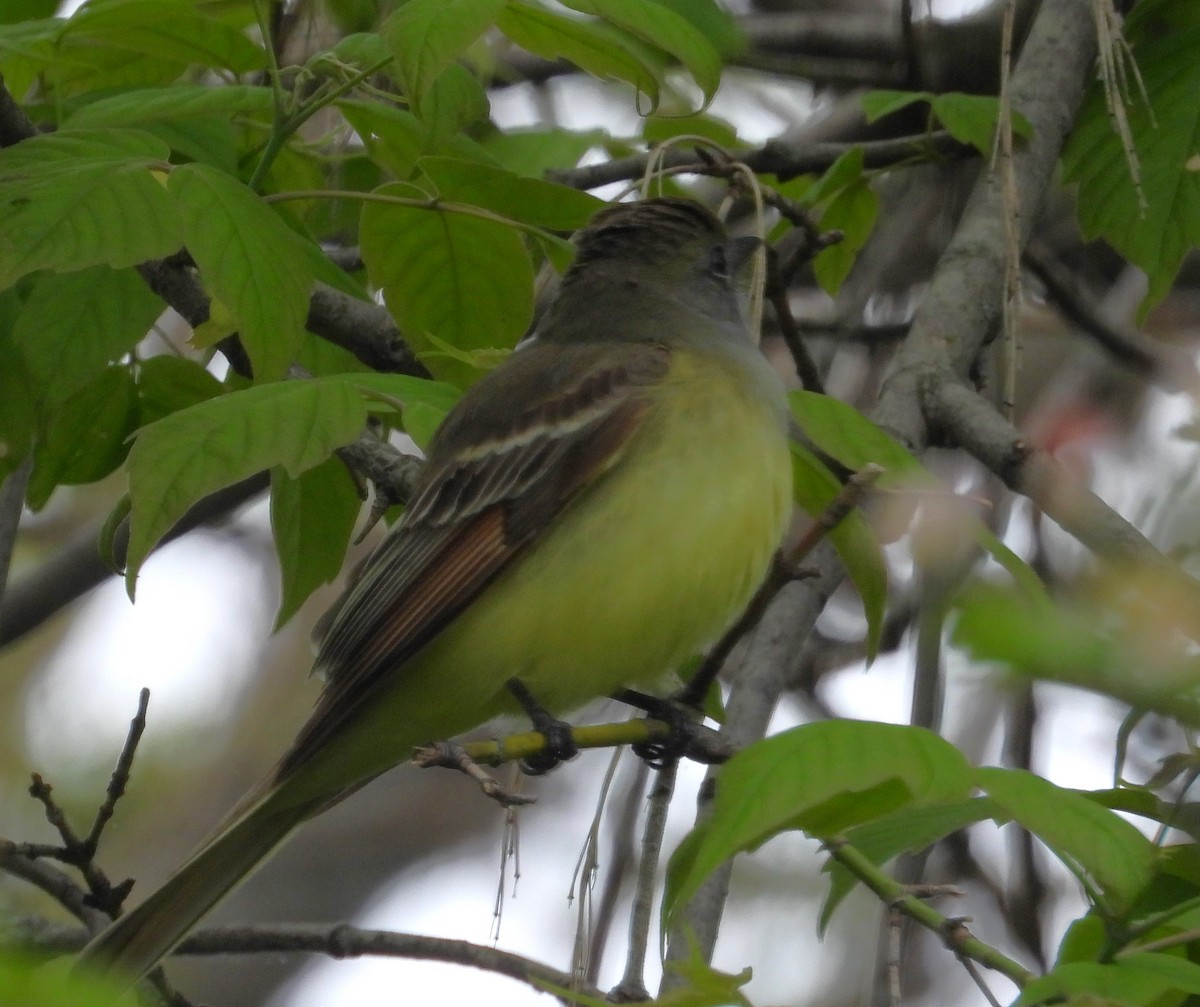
[{"left": 78, "top": 196, "right": 794, "bottom": 984}]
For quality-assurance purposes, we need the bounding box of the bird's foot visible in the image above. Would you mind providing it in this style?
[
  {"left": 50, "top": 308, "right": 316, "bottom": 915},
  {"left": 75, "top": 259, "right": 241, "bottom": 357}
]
[
  {"left": 506, "top": 678, "right": 579, "bottom": 775},
  {"left": 612, "top": 689, "right": 719, "bottom": 768}
]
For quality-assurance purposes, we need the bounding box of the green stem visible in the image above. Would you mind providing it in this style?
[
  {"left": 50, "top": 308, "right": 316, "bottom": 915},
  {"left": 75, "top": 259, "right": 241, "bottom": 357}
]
[
  {"left": 246, "top": 2, "right": 394, "bottom": 192},
  {"left": 263, "top": 189, "right": 557, "bottom": 241},
  {"left": 825, "top": 838, "right": 1037, "bottom": 989}
]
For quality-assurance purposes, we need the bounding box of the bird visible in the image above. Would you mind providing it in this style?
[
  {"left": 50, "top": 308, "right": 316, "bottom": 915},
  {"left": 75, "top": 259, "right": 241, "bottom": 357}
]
[{"left": 77, "top": 196, "right": 794, "bottom": 985}]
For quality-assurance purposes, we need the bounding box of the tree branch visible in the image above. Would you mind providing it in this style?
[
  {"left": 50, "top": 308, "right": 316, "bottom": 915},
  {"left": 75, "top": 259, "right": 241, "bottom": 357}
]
[
  {"left": 873, "top": 0, "right": 1099, "bottom": 447},
  {"left": 549, "top": 131, "right": 966, "bottom": 191},
  {"left": 1023, "top": 240, "right": 1197, "bottom": 390}
]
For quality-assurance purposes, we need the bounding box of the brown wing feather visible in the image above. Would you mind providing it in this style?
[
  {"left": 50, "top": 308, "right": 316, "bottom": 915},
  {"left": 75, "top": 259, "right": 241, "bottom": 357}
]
[{"left": 275, "top": 341, "right": 670, "bottom": 781}]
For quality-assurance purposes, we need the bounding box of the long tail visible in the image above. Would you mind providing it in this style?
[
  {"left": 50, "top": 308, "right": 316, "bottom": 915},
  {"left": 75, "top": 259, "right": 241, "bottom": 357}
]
[{"left": 76, "top": 793, "right": 319, "bottom": 987}]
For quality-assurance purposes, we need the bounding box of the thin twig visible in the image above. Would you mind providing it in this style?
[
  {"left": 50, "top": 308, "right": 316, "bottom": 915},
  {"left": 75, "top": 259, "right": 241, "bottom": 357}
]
[
  {"left": 611, "top": 759, "right": 678, "bottom": 1002},
  {"left": 85, "top": 688, "right": 150, "bottom": 855}
]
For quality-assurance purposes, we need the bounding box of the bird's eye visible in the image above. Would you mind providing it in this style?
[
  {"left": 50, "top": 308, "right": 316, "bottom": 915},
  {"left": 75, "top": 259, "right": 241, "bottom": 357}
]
[{"left": 708, "top": 244, "right": 729, "bottom": 278}]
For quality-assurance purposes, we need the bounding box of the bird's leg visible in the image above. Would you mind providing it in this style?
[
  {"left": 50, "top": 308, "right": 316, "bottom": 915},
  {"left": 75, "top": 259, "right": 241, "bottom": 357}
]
[
  {"left": 611, "top": 688, "right": 701, "bottom": 768},
  {"left": 506, "top": 678, "right": 579, "bottom": 775}
]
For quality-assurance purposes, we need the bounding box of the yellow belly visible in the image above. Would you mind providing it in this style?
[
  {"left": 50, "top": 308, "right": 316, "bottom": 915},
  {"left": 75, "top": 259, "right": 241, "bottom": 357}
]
[{"left": 285, "top": 347, "right": 792, "bottom": 800}]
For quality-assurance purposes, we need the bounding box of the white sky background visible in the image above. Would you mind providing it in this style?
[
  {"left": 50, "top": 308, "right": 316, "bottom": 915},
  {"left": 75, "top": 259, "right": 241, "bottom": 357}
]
[{"left": 18, "top": 2, "right": 1200, "bottom": 1006}]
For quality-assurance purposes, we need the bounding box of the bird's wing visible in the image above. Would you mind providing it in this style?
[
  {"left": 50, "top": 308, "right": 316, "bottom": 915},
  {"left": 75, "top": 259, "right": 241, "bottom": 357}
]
[{"left": 276, "top": 339, "right": 671, "bottom": 779}]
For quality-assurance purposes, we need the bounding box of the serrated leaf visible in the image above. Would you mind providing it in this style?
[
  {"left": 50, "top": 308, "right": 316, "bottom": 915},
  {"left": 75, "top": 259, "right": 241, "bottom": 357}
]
[
  {"left": 566, "top": 0, "right": 722, "bottom": 104},
  {"left": 13, "top": 266, "right": 163, "bottom": 407},
  {"left": 663, "top": 722, "right": 972, "bottom": 927},
  {"left": 382, "top": 0, "right": 503, "bottom": 109},
  {"left": 418, "top": 155, "right": 605, "bottom": 229},
  {"left": 790, "top": 442, "right": 887, "bottom": 658},
  {"left": 977, "top": 767, "right": 1155, "bottom": 914},
  {"left": 125, "top": 379, "right": 368, "bottom": 595},
  {"left": 820, "top": 798, "right": 997, "bottom": 932},
  {"left": 26, "top": 365, "right": 139, "bottom": 509},
  {"left": 0, "top": 129, "right": 181, "bottom": 288},
  {"left": 271, "top": 457, "right": 360, "bottom": 629},
  {"left": 360, "top": 188, "right": 534, "bottom": 386},
  {"left": 498, "top": 1, "right": 662, "bottom": 108},
  {"left": 168, "top": 164, "right": 315, "bottom": 380},
  {"left": 1062, "top": 28, "right": 1200, "bottom": 316}
]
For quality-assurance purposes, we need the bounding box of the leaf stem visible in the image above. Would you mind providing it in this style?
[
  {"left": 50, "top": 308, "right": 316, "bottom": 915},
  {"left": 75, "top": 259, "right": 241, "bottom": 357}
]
[{"left": 824, "top": 838, "right": 1036, "bottom": 989}]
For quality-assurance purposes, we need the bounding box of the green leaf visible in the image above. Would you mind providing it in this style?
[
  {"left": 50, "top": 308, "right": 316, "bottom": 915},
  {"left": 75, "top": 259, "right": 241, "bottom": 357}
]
[
  {"left": 651, "top": 0, "right": 741, "bottom": 59},
  {"left": 789, "top": 442, "right": 887, "bottom": 658},
  {"left": 803, "top": 147, "right": 865, "bottom": 207},
  {"left": 271, "top": 457, "right": 361, "bottom": 629},
  {"left": 643, "top": 110, "right": 739, "bottom": 148},
  {"left": 339, "top": 99, "right": 496, "bottom": 179},
  {"left": 63, "top": 85, "right": 271, "bottom": 168},
  {"left": 820, "top": 798, "right": 997, "bottom": 932},
  {"left": 932, "top": 92, "right": 1032, "bottom": 153},
  {"left": 861, "top": 90, "right": 1031, "bottom": 153},
  {"left": 1062, "top": 27, "right": 1200, "bottom": 316},
  {"left": 0, "top": 0, "right": 58, "bottom": 24},
  {"left": 345, "top": 371, "right": 463, "bottom": 417},
  {"left": 0, "top": 129, "right": 181, "bottom": 288},
  {"left": 861, "top": 89, "right": 933, "bottom": 124},
  {"left": 1055, "top": 915, "right": 1108, "bottom": 966},
  {"left": 813, "top": 179, "right": 878, "bottom": 295},
  {"left": 789, "top": 391, "right": 922, "bottom": 486},
  {"left": 26, "top": 365, "right": 139, "bottom": 510},
  {"left": 63, "top": 84, "right": 274, "bottom": 129},
  {"left": 13, "top": 266, "right": 164, "bottom": 408},
  {"left": 663, "top": 722, "right": 972, "bottom": 927},
  {"left": 482, "top": 127, "right": 607, "bottom": 178},
  {"left": 168, "top": 164, "right": 316, "bottom": 380},
  {"left": 360, "top": 189, "right": 534, "bottom": 386},
  {"left": 976, "top": 767, "right": 1156, "bottom": 915},
  {"left": 0, "top": 299, "right": 36, "bottom": 479},
  {"left": 1017, "top": 956, "right": 1200, "bottom": 1007},
  {"left": 413, "top": 62, "right": 490, "bottom": 145},
  {"left": 135, "top": 355, "right": 225, "bottom": 427},
  {"left": 565, "top": 0, "right": 723, "bottom": 104},
  {"left": 382, "top": 0, "right": 503, "bottom": 110},
  {"left": 125, "top": 379, "right": 368, "bottom": 595},
  {"left": 46, "top": 1, "right": 263, "bottom": 97},
  {"left": 952, "top": 583, "right": 1200, "bottom": 725},
  {"left": 418, "top": 155, "right": 605, "bottom": 229},
  {"left": 497, "top": 1, "right": 662, "bottom": 109},
  {"left": 1, "top": 949, "right": 138, "bottom": 1007},
  {"left": 974, "top": 527, "right": 1051, "bottom": 606}
]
